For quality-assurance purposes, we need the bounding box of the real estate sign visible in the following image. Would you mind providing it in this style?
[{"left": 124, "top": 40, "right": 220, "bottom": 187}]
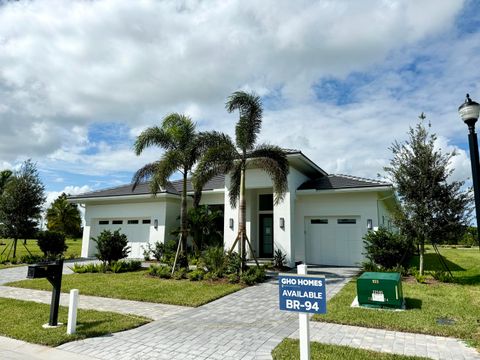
[{"left": 278, "top": 274, "right": 326, "bottom": 314}]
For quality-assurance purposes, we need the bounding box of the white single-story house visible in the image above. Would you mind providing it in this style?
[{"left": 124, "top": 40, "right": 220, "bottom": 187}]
[{"left": 69, "top": 150, "right": 396, "bottom": 267}]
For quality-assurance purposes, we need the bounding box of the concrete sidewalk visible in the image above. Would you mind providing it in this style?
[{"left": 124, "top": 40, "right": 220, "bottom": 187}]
[{"left": 0, "top": 336, "right": 98, "bottom": 360}]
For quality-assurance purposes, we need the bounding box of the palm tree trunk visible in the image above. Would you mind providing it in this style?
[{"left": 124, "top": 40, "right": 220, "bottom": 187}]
[
  {"left": 180, "top": 171, "right": 188, "bottom": 262},
  {"left": 238, "top": 166, "right": 247, "bottom": 272}
]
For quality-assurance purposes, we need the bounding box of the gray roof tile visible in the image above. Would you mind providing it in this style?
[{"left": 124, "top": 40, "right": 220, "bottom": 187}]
[
  {"left": 298, "top": 174, "right": 391, "bottom": 191},
  {"left": 69, "top": 174, "right": 225, "bottom": 200}
]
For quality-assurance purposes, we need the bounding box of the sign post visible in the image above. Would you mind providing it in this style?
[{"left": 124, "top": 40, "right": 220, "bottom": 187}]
[{"left": 279, "top": 265, "right": 326, "bottom": 360}]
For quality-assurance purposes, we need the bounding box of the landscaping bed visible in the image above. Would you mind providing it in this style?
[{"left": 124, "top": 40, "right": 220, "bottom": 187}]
[
  {"left": 6, "top": 270, "right": 244, "bottom": 307},
  {"left": 0, "top": 297, "right": 149, "bottom": 346},
  {"left": 272, "top": 339, "right": 430, "bottom": 360},
  {"left": 312, "top": 247, "right": 480, "bottom": 350}
]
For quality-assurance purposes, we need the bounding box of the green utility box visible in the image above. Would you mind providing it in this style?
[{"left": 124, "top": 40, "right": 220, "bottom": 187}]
[{"left": 357, "top": 272, "right": 404, "bottom": 309}]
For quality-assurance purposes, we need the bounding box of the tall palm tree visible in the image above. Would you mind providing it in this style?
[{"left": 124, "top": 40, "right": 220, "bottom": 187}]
[
  {"left": 132, "top": 113, "right": 226, "bottom": 268},
  {"left": 46, "top": 193, "right": 82, "bottom": 237},
  {"left": 0, "top": 170, "right": 12, "bottom": 194},
  {"left": 193, "top": 91, "right": 289, "bottom": 270}
]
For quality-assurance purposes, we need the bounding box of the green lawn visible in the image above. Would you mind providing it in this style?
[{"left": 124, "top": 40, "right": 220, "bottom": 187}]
[
  {"left": 0, "top": 297, "right": 149, "bottom": 346},
  {"left": 6, "top": 270, "right": 244, "bottom": 307},
  {"left": 272, "top": 339, "right": 430, "bottom": 360},
  {"left": 0, "top": 238, "right": 82, "bottom": 268},
  {"left": 312, "top": 247, "right": 480, "bottom": 350}
]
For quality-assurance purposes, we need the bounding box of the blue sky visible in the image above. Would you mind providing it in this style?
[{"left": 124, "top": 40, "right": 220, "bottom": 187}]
[{"left": 0, "top": 0, "right": 478, "bottom": 208}]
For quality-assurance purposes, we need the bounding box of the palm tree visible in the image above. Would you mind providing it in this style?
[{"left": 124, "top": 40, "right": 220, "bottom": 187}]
[
  {"left": 0, "top": 170, "right": 12, "bottom": 194},
  {"left": 46, "top": 193, "right": 82, "bottom": 237},
  {"left": 193, "top": 91, "right": 289, "bottom": 270},
  {"left": 132, "top": 113, "right": 226, "bottom": 268}
]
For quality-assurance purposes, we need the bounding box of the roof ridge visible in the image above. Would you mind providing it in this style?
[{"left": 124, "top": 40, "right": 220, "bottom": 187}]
[{"left": 332, "top": 173, "right": 389, "bottom": 185}]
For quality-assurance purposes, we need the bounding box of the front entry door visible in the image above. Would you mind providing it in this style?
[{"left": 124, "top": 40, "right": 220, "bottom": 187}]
[{"left": 260, "top": 214, "right": 274, "bottom": 258}]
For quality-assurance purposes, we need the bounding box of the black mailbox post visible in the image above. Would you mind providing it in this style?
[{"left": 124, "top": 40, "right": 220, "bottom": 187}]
[{"left": 27, "top": 259, "right": 63, "bottom": 326}]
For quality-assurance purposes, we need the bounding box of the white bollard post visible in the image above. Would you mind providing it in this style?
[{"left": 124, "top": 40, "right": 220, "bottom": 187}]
[
  {"left": 297, "top": 264, "right": 310, "bottom": 360},
  {"left": 67, "top": 289, "right": 79, "bottom": 335}
]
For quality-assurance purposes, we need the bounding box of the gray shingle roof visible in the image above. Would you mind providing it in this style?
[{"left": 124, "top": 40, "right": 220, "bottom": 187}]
[
  {"left": 298, "top": 174, "right": 391, "bottom": 191},
  {"left": 68, "top": 174, "right": 225, "bottom": 200}
]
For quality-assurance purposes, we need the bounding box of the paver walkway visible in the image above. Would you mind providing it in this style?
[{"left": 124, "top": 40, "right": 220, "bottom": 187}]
[
  {"left": 290, "top": 322, "right": 480, "bottom": 360},
  {"left": 57, "top": 267, "right": 356, "bottom": 360}
]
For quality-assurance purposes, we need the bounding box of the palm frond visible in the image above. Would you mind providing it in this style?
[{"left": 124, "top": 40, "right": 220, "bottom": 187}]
[
  {"left": 132, "top": 150, "right": 181, "bottom": 194},
  {"left": 133, "top": 127, "right": 174, "bottom": 155},
  {"left": 162, "top": 113, "right": 196, "bottom": 150},
  {"left": 226, "top": 91, "right": 263, "bottom": 151},
  {"left": 131, "top": 162, "right": 160, "bottom": 190},
  {"left": 228, "top": 162, "right": 243, "bottom": 208},
  {"left": 249, "top": 145, "right": 289, "bottom": 205},
  {"left": 192, "top": 136, "right": 237, "bottom": 196}
]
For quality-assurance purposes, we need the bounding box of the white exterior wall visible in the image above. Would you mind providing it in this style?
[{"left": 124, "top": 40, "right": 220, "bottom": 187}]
[
  {"left": 377, "top": 195, "right": 396, "bottom": 230},
  {"left": 294, "top": 191, "right": 379, "bottom": 263},
  {"left": 223, "top": 166, "right": 308, "bottom": 266},
  {"left": 199, "top": 191, "right": 224, "bottom": 205},
  {"left": 81, "top": 198, "right": 178, "bottom": 258},
  {"left": 277, "top": 167, "right": 310, "bottom": 266}
]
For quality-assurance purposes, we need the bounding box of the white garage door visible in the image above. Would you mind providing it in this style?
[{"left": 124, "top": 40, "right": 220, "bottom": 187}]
[
  {"left": 306, "top": 216, "right": 363, "bottom": 266},
  {"left": 92, "top": 218, "right": 152, "bottom": 259}
]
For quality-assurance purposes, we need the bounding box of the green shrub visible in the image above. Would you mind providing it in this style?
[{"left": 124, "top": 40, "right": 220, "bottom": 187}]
[
  {"left": 88, "top": 263, "right": 102, "bottom": 273},
  {"left": 201, "top": 246, "right": 225, "bottom": 276},
  {"left": 70, "top": 263, "right": 87, "bottom": 273},
  {"left": 227, "top": 273, "right": 240, "bottom": 284},
  {"left": 273, "top": 249, "right": 286, "bottom": 268},
  {"left": 172, "top": 268, "right": 187, "bottom": 280},
  {"left": 152, "top": 241, "right": 165, "bottom": 262},
  {"left": 410, "top": 268, "right": 426, "bottom": 283},
  {"left": 430, "top": 270, "right": 453, "bottom": 283},
  {"left": 188, "top": 269, "right": 205, "bottom": 281},
  {"left": 36, "top": 231, "right": 68, "bottom": 259},
  {"left": 20, "top": 254, "right": 44, "bottom": 264},
  {"left": 148, "top": 264, "right": 172, "bottom": 279},
  {"left": 224, "top": 252, "right": 241, "bottom": 275},
  {"left": 141, "top": 243, "right": 152, "bottom": 261},
  {"left": 110, "top": 261, "right": 123, "bottom": 273},
  {"left": 363, "top": 227, "right": 414, "bottom": 269},
  {"left": 92, "top": 229, "right": 130, "bottom": 266},
  {"left": 204, "top": 271, "right": 219, "bottom": 281},
  {"left": 241, "top": 266, "right": 266, "bottom": 285},
  {"left": 361, "top": 261, "right": 380, "bottom": 273}
]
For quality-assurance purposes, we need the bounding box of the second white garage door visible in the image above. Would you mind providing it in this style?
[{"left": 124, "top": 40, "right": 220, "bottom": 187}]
[{"left": 305, "top": 216, "right": 364, "bottom": 266}]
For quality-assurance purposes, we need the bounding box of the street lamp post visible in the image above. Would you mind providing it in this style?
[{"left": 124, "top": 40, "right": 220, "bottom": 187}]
[{"left": 458, "top": 94, "right": 480, "bottom": 249}]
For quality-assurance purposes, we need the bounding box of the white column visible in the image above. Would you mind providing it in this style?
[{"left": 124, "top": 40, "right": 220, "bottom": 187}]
[{"left": 298, "top": 264, "right": 310, "bottom": 360}]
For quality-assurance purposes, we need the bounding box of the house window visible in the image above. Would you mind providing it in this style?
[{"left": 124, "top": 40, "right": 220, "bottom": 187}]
[
  {"left": 311, "top": 219, "right": 328, "bottom": 224},
  {"left": 112, "top": 220, "right": 123, "bottom": 225},
  {"left": 259, "top": 194, "right": 273, "bottom": 211},
  {"left": 337, "top": 219, "right": 356, "bottom": 224},
  {"left": 127, "top": 220, "right": 139, "bottom": 225},
  {"left": 99, "top": 220, "right": 109, "bottom": 225},
  {"left": 142, "top": 219, "right": 151, "bottom": 224}
]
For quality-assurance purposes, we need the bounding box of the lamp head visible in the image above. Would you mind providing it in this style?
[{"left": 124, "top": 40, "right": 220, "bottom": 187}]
[{"left": 459, "top": 94, "right": 480, "bottom": 125}]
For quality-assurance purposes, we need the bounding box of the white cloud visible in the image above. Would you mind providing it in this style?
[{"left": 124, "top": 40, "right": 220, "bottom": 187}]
[{"left": 0, "top": 0, "right": 472, "bottom": 189}]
